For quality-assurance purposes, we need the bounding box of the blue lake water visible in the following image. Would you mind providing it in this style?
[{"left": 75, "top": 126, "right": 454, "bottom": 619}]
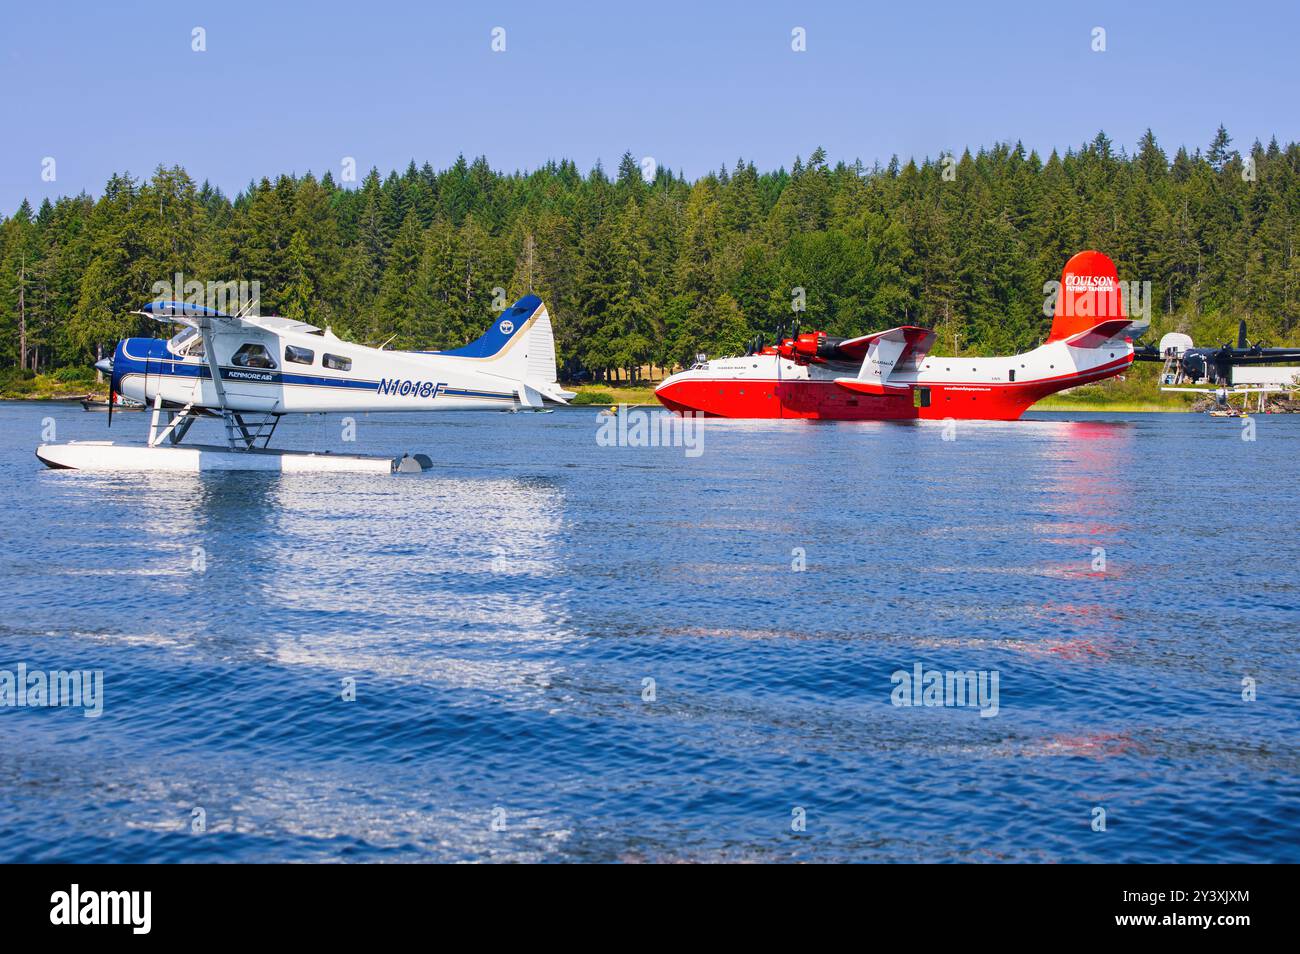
[{"left": 1, "top": 400, "right": 1297, "bottom": 862}]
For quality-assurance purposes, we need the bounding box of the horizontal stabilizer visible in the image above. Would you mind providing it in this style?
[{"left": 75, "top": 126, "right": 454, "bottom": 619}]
[
  {"left": 835, "top": 325, "right": 934, "bottom": 366},
  {"left": 1063, "top": 317, "right": 1135, "bottom": 349},
  {"left": 516, "top": 383, "right": 542, "bottom": 408}
]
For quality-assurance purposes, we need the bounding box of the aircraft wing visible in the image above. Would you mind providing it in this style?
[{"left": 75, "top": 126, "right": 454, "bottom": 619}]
[
  {"left": 133, "top": 300, "right": 248, "bottom": 332},
  {"left": 480, "top": 374, "right": 576, "bottom": 408},
  {"left": 1160, "top": 385, "right": 1291, "bottom": 394},
  {"left": 1227, "top": 348, "right": 1300, "bottom": 365},
  {"left": 835, "top": 325, "right": 934, "bottom": 367}
]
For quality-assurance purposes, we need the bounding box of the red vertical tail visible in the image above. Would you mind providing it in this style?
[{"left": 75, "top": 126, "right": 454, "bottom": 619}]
[{"left": 1048, "top": 250, "right": 1127, "bottom": 344}]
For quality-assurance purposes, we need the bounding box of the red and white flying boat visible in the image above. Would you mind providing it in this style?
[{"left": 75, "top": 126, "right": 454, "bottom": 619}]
[{"left": 655, "top": 250, "right": 1139, "bottom": 421}]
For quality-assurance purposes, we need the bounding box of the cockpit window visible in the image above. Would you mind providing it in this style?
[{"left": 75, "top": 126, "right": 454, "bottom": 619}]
[
  {"left": 231, "top": 342, "right": 277, "bottom": 369},
  {"left": 168, "top": 327, "right": 205, "bottom": 357},
  {"left": 285, "top": 345, "right": 315, "bottom": 365}
]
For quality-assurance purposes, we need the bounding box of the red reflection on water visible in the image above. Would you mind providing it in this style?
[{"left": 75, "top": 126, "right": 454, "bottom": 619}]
[
  {"left": 1058, "top": 420, "right": 1130, "bottom": 441},
  {"left": 1036, "top": 420, "right": 1135, "bottom": 505},
  {"left": 1000, "top": 635, "right": 1115, "bottom": 661},
  {"left": 1030, "top": 731, "right": 1141, "bottom": 758},
  {"left": 1039, "top": 563, "right": 1123, "bottom": 580},
  {"left": 1034, "top": 600, "right": 1123, "bottom": 622}
]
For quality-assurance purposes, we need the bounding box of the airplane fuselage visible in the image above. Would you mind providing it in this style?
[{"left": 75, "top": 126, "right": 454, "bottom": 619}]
[
  {"left": 656, "top": 337, "right": 1135, "bottom": 421},
  {"left": 113, "top": 302, "right": 564, "bottom": 414}
]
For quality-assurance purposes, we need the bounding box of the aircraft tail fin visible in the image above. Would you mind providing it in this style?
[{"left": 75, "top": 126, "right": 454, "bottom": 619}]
[
  {"left": 1048, "top": 250, "right": 1130, "bottom": 346},
  {"left": 435, "top": 295, "right": 541, "bottom": 359},
  {"left": 434, "top": 295, "right": 573, "bottom": 403}
]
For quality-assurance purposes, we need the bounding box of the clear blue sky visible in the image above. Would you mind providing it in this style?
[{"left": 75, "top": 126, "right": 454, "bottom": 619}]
[{"left": 1, "top": 0, "right": 1295, "bottom": 213}]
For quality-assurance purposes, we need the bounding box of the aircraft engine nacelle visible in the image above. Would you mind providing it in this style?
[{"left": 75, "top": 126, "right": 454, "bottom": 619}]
[
  {"left": 776, "top": 331, "right": 859, "bottom": 364},
  {"left": 776, "top": 332, "right": 831, "bottom": 363},
  {"left": 794, "top": 333, "right": 823, "bottom": 358}
]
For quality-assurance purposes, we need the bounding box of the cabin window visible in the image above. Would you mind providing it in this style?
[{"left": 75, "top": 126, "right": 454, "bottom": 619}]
[
  {"left": 231, "top": 342, "right": 276, "bottom": 369},
  {"left": 914, "top": 387, "right": 931, "bottom": 408},
  {"left": 323, "top": 353, "right": 352, "bottom": 372},
  {"left": 285, "top": 345, "right": 315, "bottom": 365},
  {"left": 1008, "top": 369, "right": 1016, "bottom": 382}
]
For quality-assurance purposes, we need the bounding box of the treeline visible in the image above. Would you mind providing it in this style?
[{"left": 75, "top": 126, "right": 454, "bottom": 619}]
[{"left": 2, "top": 127, "right": 1299, "bottom": 381}]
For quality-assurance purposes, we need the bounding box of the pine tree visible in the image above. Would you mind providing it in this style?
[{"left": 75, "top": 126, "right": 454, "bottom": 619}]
[
  {"left": 377, "top": 211, "right": 423, "bottom": 344},
  {"left": 281, "top": 230, "right": 315, "bottom": 324},
  {"left": 574, "top": 214, "right": 619, "bottom": 379},
  {"left": 1208, "top": 125, "right": 1233, "bottom": 172},
  {"left": 609, "top": 198, "right": 654, "bottom": 380}
]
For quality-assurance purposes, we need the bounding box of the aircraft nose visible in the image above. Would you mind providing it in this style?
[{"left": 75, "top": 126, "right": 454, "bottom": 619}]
[{"left": 94, "top": 357, "right": 114, "bottom": 375}]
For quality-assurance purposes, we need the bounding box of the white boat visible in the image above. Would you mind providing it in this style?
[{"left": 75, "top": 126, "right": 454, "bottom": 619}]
[{"left": 80, "top": 394, "right": 145, "bottom": 412}]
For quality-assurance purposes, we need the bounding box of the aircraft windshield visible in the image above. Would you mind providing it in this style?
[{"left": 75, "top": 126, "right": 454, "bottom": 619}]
[{"left": 168, "top": 327, "right": 205, "bottom": 357}]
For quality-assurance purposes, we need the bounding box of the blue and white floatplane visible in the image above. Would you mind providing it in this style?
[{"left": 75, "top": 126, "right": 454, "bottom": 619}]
[{"left": 36, "top": 296, "right": 573, "bottom": 473}]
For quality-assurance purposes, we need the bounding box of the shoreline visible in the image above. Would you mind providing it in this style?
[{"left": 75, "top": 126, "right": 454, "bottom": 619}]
[{"left": 3, "top": 393, "right": 101, "bottom": 402}]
